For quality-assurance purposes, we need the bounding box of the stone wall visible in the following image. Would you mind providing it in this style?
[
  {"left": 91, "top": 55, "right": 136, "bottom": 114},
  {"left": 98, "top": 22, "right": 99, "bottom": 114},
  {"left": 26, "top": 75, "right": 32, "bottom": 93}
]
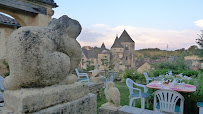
[
  {"left": 1, "top": 83, "right": 97, "bottom": 114},
  {"left": 0, "top": 25, "right": 17, "bottom": 59}
]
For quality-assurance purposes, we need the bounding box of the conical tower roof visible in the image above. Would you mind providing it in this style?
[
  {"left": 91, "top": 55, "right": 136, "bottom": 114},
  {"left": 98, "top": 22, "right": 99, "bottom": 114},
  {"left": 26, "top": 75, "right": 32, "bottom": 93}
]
[
  {"left": 111, "top": 35, "right": 124, "bottom": 48},
  {"left": 119, "top": 30, "right": 134, "bottom": 42},
  {"left": 101, "top": 42, "right": 106, "bottom": 49}
]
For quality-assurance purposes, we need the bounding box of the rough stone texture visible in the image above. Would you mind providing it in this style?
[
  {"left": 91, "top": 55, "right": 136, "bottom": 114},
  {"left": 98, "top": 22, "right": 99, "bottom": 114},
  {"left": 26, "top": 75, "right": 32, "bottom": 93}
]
[
  {"left": 90, "top": 65, "right": 105, "bottom": 83},
  {"left": 4, "top": 15, "right": 82, "bottom": 90},
  {"left": 0, "top": 93, "right": 97, "bottom": 114},
  {"left": 87, "top": 82, "right": 104, "bottom": 94},
  {"left": 104, "top": 82, "right": 120, "bottom": 107},
  {"left": 101, "top": 103, "right": 121, "bottom": 111},
  {"left": 99, "top": 106, "right": 119, "bottom": 114},
  {"left": 3, "top": 82, "right": 89, "bottom": 113},
  {"left": 91, "top": 65, "right": 102, "bottom": 77},
  {"left": 90, "top": 76, "right": 105, "bottom": 83},
  {"left": 33, "top": 93, "right": 97, "bottom": 114}
]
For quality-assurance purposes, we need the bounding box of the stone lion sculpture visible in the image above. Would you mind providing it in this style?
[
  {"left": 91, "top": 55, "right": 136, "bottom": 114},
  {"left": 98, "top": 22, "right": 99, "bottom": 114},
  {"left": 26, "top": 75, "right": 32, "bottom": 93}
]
[
  {"left": 4, "top": 15, "right": 82, "bottom": 90},
  {"left": 104, "top": 82, "right": 120, "bottom": 107}
]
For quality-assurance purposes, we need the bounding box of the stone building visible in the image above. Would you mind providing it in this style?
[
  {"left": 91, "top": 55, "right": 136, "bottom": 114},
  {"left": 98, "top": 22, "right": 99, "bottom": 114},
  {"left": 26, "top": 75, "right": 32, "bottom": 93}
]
[
  {"left": 0, "top": 14, "right": 21, "bottom": 59},
  {"left": 111, "top": 30, "right": 135, "bottom": 71},
  {"left": 0, "top": 0, "right": 57, "bottom": 59},
  {"left": 80, "top": 43, "right": 110, "bottom": 70},
  {"left": 80, "top": 30, "right": 135, "bottom": 71},
  {"left": 185, "top": 55, "right": 203, "bottom": 70}
]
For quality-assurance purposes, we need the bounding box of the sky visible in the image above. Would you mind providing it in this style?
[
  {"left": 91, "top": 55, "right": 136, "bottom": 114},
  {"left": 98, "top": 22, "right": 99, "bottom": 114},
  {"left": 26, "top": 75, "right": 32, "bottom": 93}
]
[{"left": 53, "top": 0, "right": 203, "bottom": 50}]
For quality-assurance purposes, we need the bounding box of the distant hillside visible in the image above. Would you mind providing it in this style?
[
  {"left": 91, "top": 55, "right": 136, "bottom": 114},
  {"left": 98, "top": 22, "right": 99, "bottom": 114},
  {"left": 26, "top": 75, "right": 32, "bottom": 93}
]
[{"left": 135, "top": 46, "right": 198, "bottom": 60}]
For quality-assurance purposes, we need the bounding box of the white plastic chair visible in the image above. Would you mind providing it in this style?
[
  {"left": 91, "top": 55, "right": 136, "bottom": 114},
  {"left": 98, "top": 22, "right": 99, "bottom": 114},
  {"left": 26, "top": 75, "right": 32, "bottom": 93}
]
[
  {"left": 0, "top": 76, "right": 5, "bottom": 91},
  {"left": 126, "top": 78, "right": 149, "bottom": 109},
  {"left": 75, "top": 69, "right": 89, "bottom": 82},
  {"left": 143, "top": 72, "right": 156, "bottom": 84},
  {"left": 197, "top": 102, "right": 203, "bottom": 114},
  {"left": 153, "top": 90, "right": 184, "bottom": 114}
]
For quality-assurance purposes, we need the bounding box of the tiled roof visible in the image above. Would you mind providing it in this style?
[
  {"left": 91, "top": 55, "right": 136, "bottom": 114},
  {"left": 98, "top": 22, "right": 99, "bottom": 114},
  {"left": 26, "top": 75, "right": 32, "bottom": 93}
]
[
  {"left": 82, "top": 46, "right": 110, "bottom": 59},
  {"left": 119, "top": 30, "right": 134, "bottom": 43},
  {"left": 82, "top": 48, "right": 88, "bottom": 58},
  {"left": 0, "top": 13, "right": 20, "bottom": 26},
  {"left": 0, "top": 0, "right": 56, "bottom": 15},
  {"left": 28, "top": 0, "right": 58, "bottom": 7},
  {"left": 111, "top": 36, "right": 124, "bottom": 48},
  {"left": 87, "top": 50, "right": 98, "bottom": 58}
]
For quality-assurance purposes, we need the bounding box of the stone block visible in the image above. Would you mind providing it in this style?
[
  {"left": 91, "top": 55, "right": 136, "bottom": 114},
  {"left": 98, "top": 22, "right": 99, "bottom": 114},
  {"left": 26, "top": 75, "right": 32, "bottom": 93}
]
[
  {"left": 99, "top": 107, "right": 118, "bottom": 114},
  {"left": 86, "top": 82, "right": 104, "bottom": 94},
  {"left": 99, "top": 103, "right": 122, "bottom": 114},
  {"left": 33, "top": 93, "right": 97, "bottom": 114},
  {"left": 3, "top": 82, "right": 89, "bottom": 113},
  {"left": 0, "top": 93, "right": 97, "bottom": 114}
]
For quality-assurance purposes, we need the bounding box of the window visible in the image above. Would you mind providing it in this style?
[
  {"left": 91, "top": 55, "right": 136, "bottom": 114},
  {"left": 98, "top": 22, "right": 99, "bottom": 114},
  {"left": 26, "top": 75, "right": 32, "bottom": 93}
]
[
  {"left": 82, "top": 59, "right": 84, "bottom": 65},
  {"left": 125, "top": 45, "right": 129, "bottom": 50}
]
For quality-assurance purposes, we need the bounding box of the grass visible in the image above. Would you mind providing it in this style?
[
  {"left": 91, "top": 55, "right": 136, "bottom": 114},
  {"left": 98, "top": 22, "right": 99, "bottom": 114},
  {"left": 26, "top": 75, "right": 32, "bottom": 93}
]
[{"left": 97, "top": 82, "right": 152, "bottom": 112}]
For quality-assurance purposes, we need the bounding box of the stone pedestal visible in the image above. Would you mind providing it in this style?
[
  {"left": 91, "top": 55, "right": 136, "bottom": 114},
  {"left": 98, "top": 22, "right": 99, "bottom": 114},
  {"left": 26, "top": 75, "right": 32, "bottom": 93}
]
[
  {"left": 99, "top": 103, "right": 121, "bottom": 114},
  {"left": 1, "top": 82, "right": 97, "bottom": 114}
]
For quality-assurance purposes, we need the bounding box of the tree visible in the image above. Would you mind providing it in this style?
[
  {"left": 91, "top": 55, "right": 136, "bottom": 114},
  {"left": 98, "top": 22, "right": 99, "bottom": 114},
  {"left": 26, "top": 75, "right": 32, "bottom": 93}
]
[
  {"left": 187, "top": 45, "right": 198, "bottom": 55},
  {"left": 196, "top": 30, "right": 203, "bottom": 61}
]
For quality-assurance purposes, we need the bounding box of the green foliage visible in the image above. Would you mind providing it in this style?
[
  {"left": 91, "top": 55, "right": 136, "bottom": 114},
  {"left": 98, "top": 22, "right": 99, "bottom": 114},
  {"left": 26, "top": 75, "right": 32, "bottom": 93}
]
[
  {"left": 187, "top": 45, "right": 198, "bottom": 55},
  {"left": 101, "top": 56, "right": 114, "bottom": 71},
  {"left": 3, "top": 60, "right": 10, "bottom": 77},
  {"left": 181, "top": 72, "right": 203, "bottom": 114},
  {"left": 196, "top": 30, "right": 203, "bottom": 61},
  {"left": 153, "top": 69, "right": 198, "bottom": 77},
  {"left": 4, "top": 72, "right": 9, "bottom": 77},
  {"left": 3, "top": 60, "right": 9, "bottom": 70},
  {"left": 135, "top": 47, "right": 195, "bottom": 60},
  {"left": 86, "top": 65, "right": 95, "bottom": 71},
  {"left": 122, "top": 69, "right": 145, "bottom": 84},
  {"left": 153, "top": 62, "right": 175, "bottom": 70},
  {"left": 152, "top": 53, "right": 190, "bottom": 76},
  {"left": 194, "top": 72, "right": 203, "bottom": 96},
  {"left": 82, "top": 60, "right": 95, "bottom": 71}
]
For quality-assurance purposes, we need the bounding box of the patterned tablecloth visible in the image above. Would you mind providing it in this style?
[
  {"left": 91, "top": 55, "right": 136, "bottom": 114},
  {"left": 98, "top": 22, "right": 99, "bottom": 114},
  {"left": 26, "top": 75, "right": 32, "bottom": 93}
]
[{"left": 146, "top": 81, "right": 196, "bottom": 93}]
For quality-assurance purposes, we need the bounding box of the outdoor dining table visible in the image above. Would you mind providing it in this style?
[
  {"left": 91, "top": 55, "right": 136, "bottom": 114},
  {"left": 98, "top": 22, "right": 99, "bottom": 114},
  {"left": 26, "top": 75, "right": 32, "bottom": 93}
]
[{"left": 146, "top": 81, "right": 196, "bottom": 93}]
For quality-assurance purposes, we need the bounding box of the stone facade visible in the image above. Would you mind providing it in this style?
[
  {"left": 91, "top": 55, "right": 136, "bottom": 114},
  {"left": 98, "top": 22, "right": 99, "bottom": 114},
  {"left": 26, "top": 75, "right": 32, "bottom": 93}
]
[
  {"left": 0, "top": 0, "right": 57, "bottom": 27},
  {"left": 137, "top": 62, "right": 151, "bottom": 73},
  {"left": 80, "top": 44, "right": 111, "bottom": 70},
  {"left": 0, "top": 14, "right": 20, "bottom": 59}
]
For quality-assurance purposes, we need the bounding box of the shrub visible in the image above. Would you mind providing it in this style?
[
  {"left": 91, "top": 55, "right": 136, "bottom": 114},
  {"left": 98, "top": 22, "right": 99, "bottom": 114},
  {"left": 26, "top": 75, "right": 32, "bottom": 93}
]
[
  {"left": 2, "top": 60, "right": 10, "bottom": 77},
  {"left": 122, "top": 69, "right": 145, "bottom": 84},
  {"left": 153, "top": 69, "right": 198, "bottom": 77},
  {"left": 181, "top": 72, "right": 203, "bottom": 114},
  {"left": 153, "top": 54, "right": 189, "bottom": 71}
]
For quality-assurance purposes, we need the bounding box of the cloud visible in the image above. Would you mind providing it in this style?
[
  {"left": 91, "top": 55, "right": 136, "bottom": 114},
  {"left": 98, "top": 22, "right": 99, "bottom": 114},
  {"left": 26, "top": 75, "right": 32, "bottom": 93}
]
[
  {"left": 92, "top": 24, "right": 110, "bottom": 28},
  {"left": 194, "top": 20, "right": 203, "bottom": 28},
  {"left": 77, "top": 24, "right": 198, "bottom": 50}
]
